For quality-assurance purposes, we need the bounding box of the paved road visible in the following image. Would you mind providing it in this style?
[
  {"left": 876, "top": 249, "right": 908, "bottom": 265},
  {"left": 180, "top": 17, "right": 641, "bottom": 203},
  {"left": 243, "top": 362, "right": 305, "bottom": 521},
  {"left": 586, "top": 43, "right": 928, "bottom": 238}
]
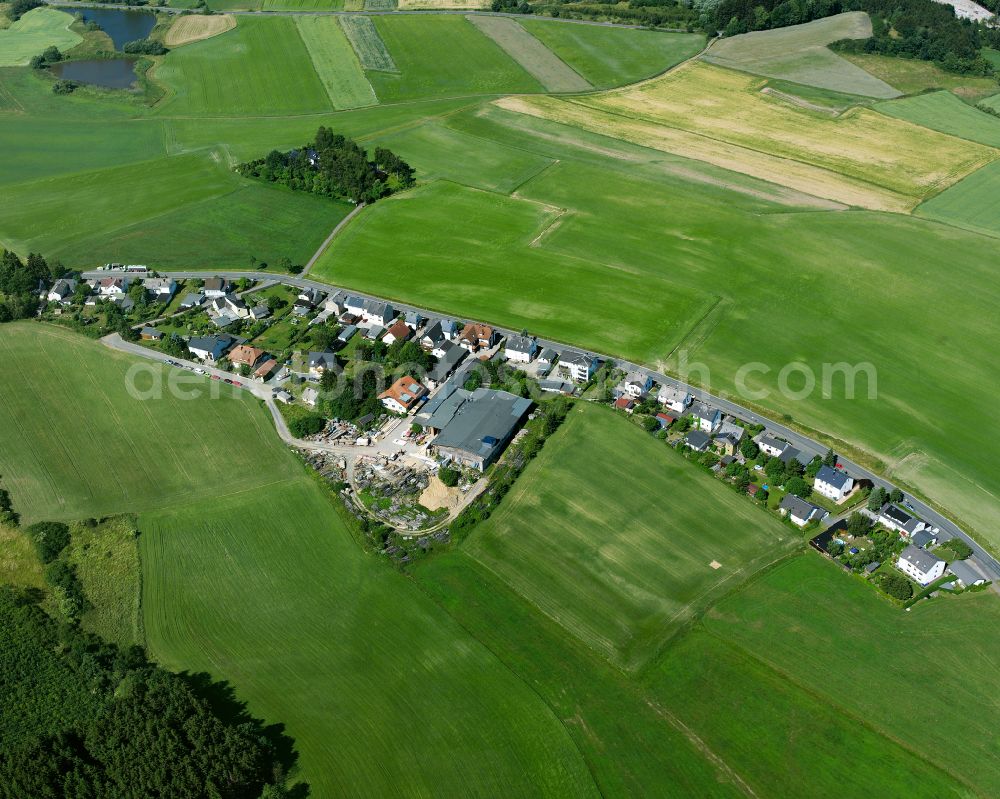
[{"left": 88, "top": 270, "right": 1000, "bottom": 579}]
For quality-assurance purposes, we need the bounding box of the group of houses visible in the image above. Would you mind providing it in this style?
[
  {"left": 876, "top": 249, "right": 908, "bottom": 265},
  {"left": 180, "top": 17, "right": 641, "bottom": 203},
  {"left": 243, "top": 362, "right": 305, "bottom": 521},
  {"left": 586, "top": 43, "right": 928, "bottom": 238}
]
[{"left": 42, "top": 274, "right": 181, "bottom": 313}]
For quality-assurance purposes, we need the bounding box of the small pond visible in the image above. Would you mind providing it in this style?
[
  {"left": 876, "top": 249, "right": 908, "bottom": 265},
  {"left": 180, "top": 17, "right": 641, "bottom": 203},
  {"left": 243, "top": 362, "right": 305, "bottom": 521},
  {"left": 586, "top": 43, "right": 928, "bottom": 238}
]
[
  {"left": 51, "top": 59, "right": 138, "bottom": 90},
  {"left": 78, "top": 8, "right": 157, "bottom": 50}
]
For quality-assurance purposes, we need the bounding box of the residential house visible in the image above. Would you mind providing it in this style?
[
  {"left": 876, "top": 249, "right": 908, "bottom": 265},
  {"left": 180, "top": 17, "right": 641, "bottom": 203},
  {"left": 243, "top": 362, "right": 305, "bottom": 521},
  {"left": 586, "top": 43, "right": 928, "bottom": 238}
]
[
  {"left": 440, "top": 319, "right": 459, "bottom": 341},
  {"left": 690, "top": 402, "right": 721, "bottom": 434},
  {"left": 657, "top": 385, "right": 692, "bottom": 414},
  {"left": 47, "top": 278, "right": 77, "bottom": 304},
  {"left": 779, "top": 494, "right": 828, "bottom": 528},
  {"left": 684, "top": 430, "right": 712, "bottom": 452},
  {"left": 426, "top": 341, "right": 467, "bottom": 388},
  {"left": 814, "top": 465, "right": 855, "bottom": 503},
  {"left": 459, "top": 323, "right": 499, "bottom": 354},
  {"left": 504, "top": 335, "right": 538, "bottom": 364},
  {"left": 539, "top": 379, "right": 575, "bottom": 395},
  {"left": 228, "top": 345, "right": 267, "bottom": 371},
  {"left": 714, "top": 434, "right": 738, "bottom": 456},
  {"left": 655, "top": 412, "right": 675, "bottom": 429},
  {"left": 382, "top": 320, "right": 412, "bottom": 346},
  {"left": 878, "top": 504, "right": 927, "bottom": 537},
  {"left": 301, "top": 387, "right": 319, "bottom": 408},
  {"left": 108, "top": 295, "right": 135, "bottom": 313},
  {"left": 910, "top": 529, "right": 938, "bottom": 549},
  {"left": 298, "top": 288, "right": 323, "bottom": 306},
  {"left": 250, "top": 302, "right": 271, "bottom": 321},
  {"left": 187, "top": 335, "right": 235, "bottom": 363},
  {"left": 273, "top": 389, "right": 293, "bottom": 404},
  {"left": 97, "top": 277, "right": 128, "bottom": 297},
  {"left": 365, "top": 325, "right": 385, "bottom": 341},
  {"left": 337, "top": 325, "right": 357, "bottom": 344},
  {"left": 420, "top": 320, "right": 447, "bottom": 350},
  {"left": 948, "top": 560, "right": 987, "bottom": 588},
  {"left": 347, "top": 298, "right": 395, "bottom": 326},
  {"left": 345, "top": 296, "right": 365, "bottom": 317},
  {"left": 324, "top": 292, "right": 347, "bottom": 316},
  {"left": 207, "top": 294, "right": 249, "bottom": 320},
  {"left": 614, "top": 396, "right": 635, "bottom": 413},
  {"left": 379, "top": 376, "right": 428, "bottom": 415},
  {"left": 202, "top": 278, "right": 229, "bottom": 298},
  {"left": 421, "top": 385, "right": 532, "bottom": 470},
  {"left": 140, "top": 327, "right": 162, "bottom": 341},
  {"left": 254, "top": 359, "right": 278, "bottom": 381},
  {"left": 308, "top": 351, "right": 338, "bottom": 377},
  {"left": 179, "top": 292, "right": 204, "bottom": 310},
  {"left": 558, "top": 352, "right": 598, "bottom": 383},
  {"left": 896, "top": 545, "right": 945, "bottom": 585},
  {"left": 536, "top": 348, "right": 558, "bottom": 373},
  {"left": 143, "top": 277, "right": 177, "bottom": 299},
  {"left": 293, "top": 298, "right": 315, "bottom": 317},
  {"left": 758, "top": 434, "right": 790, "bottom": 458},
  {"left": 615, "top": 371, "right": 653, "bottom": 399},
  {"left": 404, "top": 311, "right": 424, "bottom": 330}
]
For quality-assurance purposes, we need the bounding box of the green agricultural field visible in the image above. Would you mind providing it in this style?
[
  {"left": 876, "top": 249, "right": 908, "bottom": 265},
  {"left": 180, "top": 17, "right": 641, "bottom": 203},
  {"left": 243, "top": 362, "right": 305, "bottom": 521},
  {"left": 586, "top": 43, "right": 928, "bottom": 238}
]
[
  {"left": 141, "top": 481, "right": 599, "bottom": 798},
  {"left": 0, "top": 324, "right": 300, "bottom": 523},
  {"left": 703, "top": 554, "right": 1000, "bottom": 796},
  {"left": 339, "top": 15, "right": 397, "bottom": 72},
  {"left": 981, "top": 91, "right": 1000, "bottom": 112},
  {"left": 916, "top": 159, "right": 1000, "bottom": 238},
  {"left": 296, "top": 16, "right": 376, "bottom": 108},
  {"left": 152, "top": 17, "right": 331, "bottom": 116},
  {"left": 519, "top": 19, "right": 704, "bottom": 88},
  {"left": 466, "top": 16, "right": 591, "bottom": 93},
  {"left": 876, "top": 90, "right": 1000, "bottom": 147},
  {"left": 703, "top": 12, "right": 900, "bottom": 98},
  {"left": 0, "top": 8, "right": 81, "bottom": 67},
  {"left": 464, "top": 403, "right": 797, "bottom": 670},
  {"left": 647, "top": 630, "right": 968, "bottom": 798},
  {"left": 840, "top": 51, "right": 1000, "bottom": 100},
  {"left": 0, "top": 524, "right": 44, "bottom": 591},
  {"left": 366, "top": 15, "right": 543, "bottom": 102}
]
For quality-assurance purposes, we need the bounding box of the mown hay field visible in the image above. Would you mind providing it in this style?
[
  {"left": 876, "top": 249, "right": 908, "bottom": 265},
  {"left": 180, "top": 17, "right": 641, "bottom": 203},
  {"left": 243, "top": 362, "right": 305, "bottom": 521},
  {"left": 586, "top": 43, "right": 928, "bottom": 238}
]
[
  {"left": 297, "top": 16, "right": 377, "bottom": 108},
  {"left": 501, "top": 61, "right": 998, "bottom": 210},
  {"left": 0, "top": 324, "right": 300, "bottom": 524},
  {"left": 152, "top": 17, "right": 331, "bottom": 116},
  {"left": 339, "top": 14, "right": 397, "bottom": 72},
  {"left": 876, "top": 90, "right": 1000, "bottom": 148},
  {"left": 0, "top": 8, "right": 81, "bottom": 67},
  {"left": 702, "top": 554, "right": 1000, "bottom": 797},
  {"left": 916, "top": 159, "right": 1000, "bottom": 238},
  {"left": 467, "top": 16, "right": 591, "bottom": 92},
  {"left": 703, "top": 12, "right": 900, "bottom": 98},
  {"left": 163, "top": 13, "right": 235, "bottom": 47},
  {"left": 141, "top": 481, "right": 599, "bottom": 798},
  {"left": 464, "top": 403, "right": 797, "bottom": 671}
]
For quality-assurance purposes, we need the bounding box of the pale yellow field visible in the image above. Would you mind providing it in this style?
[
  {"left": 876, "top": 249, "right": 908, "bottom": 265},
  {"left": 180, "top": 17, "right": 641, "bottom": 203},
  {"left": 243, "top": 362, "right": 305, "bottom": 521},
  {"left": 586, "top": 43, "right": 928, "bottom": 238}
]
[
  {"left": 164, "top": 14, "right": 236, "bottom": 47},
  {"left": 398, "top": 0, "right": 489, "bottom": 7},
  {"left": 498, "top": 61, "right": 998, "bottom": 211}
]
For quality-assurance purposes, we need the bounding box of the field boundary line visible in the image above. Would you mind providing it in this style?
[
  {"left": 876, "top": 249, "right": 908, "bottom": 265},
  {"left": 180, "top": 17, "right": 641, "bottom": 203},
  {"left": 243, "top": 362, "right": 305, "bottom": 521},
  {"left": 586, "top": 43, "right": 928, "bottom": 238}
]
[{"left": 301, "top": 202, "right": 368, "bottom": 275}]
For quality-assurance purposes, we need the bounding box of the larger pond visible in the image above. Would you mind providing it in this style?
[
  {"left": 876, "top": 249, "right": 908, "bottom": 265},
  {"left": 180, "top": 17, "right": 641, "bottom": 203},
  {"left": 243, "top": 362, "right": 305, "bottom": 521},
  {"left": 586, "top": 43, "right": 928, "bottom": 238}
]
[
  {"left": 51, "top": 59, "right": 138, "bottom": 90},
  {"left": 78, "top": 8, "right": 157, "bottom": 50}
]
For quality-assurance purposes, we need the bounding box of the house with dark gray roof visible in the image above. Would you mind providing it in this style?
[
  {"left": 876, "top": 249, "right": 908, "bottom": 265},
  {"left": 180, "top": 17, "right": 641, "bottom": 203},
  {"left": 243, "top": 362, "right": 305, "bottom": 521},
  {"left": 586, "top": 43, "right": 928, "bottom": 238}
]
[
  {"left": 879, "top": 504, "right": 926, "bottom": 537},
  {"left": 779, "top": 494, "right": 828, "bottom": 527},
  {"left": 308, "top": 351, "right": 338, "bottom": 376},
  {"left": 504, "top": 335, "right": 538, "bottom": 364},
  {"left": 187, "top": 334, "right": 235, "bottom": 363},
  {"left": 948, "top": 560, "right": 987, "bottom": 588},
  {"left": 814, "top": 465, "right": 854, "bottom": 502},
  {"left": 690, "top": 402, "right": 721, "bottom": 433},
  {"left": 426, "top": 340, "right": 467, "bottom": 387},
  {"left": 684, "top": 430, "right": 712, "bottom": 452},
  {"left": 910, "top": 529, "right": 938, "bottom": 549},
  {"left": 896, "top": 544, "right": 945, "bottom": 585}
]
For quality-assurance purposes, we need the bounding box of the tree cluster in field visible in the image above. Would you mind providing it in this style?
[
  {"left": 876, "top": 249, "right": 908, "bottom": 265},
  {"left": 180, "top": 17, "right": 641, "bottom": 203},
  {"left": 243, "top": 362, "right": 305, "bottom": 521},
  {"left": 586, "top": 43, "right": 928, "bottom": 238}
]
[
  {"left": 0, "top": 587, "right": 292, "bottom": 799},
  {"left": 236, "top": 127, "right": 415, "bottom": 204},
  {"left": 123, "top": 37, "right": 168, "bottom": 55},
  {"left": 52, "top": 80, "right": 79, "bottom": 95},
  {"left": 7, "top": 0, "right": 42, "bottom": 21},
  {"left": 438, "top": 466, "right": 460, "bottom": 487},
  {"left": 530, "top": 0, "right": 702, "bottom": 29},
  {"left": 289, "top": 413, "right": 326, "bottom": 438},
  {"left": 867, "top": 484, "right": 904, "bottom": 511},
  {"left": 0, "top": 250, "right": 54, "bottom": 322},
  {"left": 0, "top": 482, "right": 18, "bottom": 528},
  {"left": 30, "top": 47, "right": 65, "bottom": 70},
  {"left": 713, "top": 0, "right": 998, "bottom": 76}
]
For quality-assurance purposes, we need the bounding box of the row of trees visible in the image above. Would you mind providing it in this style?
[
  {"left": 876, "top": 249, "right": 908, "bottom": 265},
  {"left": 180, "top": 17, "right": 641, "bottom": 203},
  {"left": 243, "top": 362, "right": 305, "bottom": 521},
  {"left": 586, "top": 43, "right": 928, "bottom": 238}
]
[{"left": 237, "top": 127, "right": 415, "bottom": 204}]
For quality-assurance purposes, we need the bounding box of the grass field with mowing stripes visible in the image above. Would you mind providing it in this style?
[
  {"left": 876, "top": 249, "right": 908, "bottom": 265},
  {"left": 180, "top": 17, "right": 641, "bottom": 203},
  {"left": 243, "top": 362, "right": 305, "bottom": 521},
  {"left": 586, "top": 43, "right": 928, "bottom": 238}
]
[
  {"left": 0, "top": 8, "right": 81, "bottom": 67},
  {"left": 340, "top": 14, "right": 397, "bottom": 72},
  {"left": 876, "top": 90, "right": 1000, "bottom": 148},
  {"left": 153, "top": 17, "right": 331, "bottom": 116},
  {"left": 0, "top": 324, "right": 301, "bottom": 524},
  {"left": 163, "top": 14, "right": 235, "bottom": 47},
  {"left": 297, "top": 16, "right": 377, "bottom": 108},
  {"left": 518, "top": 20, "right": 704, "bottom": 88},
  {"left": 466, "top": 16, "right": 591, "bottom": 92},
  {"left": 465, "top": 403, "right": 797, "bottom": 670},
  {"left": 702, "top": 554, "right": 1000, "bottom": 797},
  {"left": 703, "top": 13, "right": 900, "bottom": 98},
  {"left": 140, "top": 481, "right": 600, "bottom": 798},
  {"left": 916, "top": 159, "right": 1000, "bottom": 238}
]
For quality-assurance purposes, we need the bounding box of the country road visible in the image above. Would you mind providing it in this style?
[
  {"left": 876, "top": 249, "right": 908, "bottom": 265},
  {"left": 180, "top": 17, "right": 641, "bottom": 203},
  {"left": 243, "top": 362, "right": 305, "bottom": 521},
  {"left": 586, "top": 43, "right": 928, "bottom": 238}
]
[{"left": 88, "top": 270, "right": 1000, "bottom": 581}]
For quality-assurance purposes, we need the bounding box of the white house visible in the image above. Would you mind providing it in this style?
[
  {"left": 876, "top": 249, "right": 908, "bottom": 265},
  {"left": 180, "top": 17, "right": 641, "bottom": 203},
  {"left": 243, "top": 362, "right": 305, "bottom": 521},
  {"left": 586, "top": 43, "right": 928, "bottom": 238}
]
[
  {"left": 97, "top": 277, "right": 128, "bottom": 297},
  {"left": 690, "top": 402, "right": 721, "bottom": 433},
  {"left": 536, "top": 348, "right": 558, "bottom": 372},
  {"left": 757, "top": 434, "right": 793, "bottom": 459},
  {"left": 896, "top": 545, "right": 945, "bottom": 585},
  {"left": 879, "top": 504, "right": 926, "bottom": 537},
  {"left": 420, "top": 321, "right": 446, "bottom": 350},
  {"left": 616, "top": 371, "right": 653, "bottom": 399},
  {"left": 202, "top": 277, "right": 229, "bottom": 298},
  {"left": 301, "top": 387, "right": 319, "bottom": 408},
  {"left": 779, "top": 494, "right": 828, "bottom": 527},
  {"left": 379, "top": 376, "right": 428, "bottom": 415},
  {"left": 143, "top": 277, "right": 177, "bottom": 298},
  {"left": 47, "top": 278, "right": 77, "bottom": 304},
  {"left": 308, "top": 351, "right": 338, "bottom": 378},
  {"left": 187, "top": 335, "right": 233, "bottom": 363},
  {"left": 404, "top": 311, "right": 424, "bottom": 330},
  {"left": 813, "top": 465, "right": 854, "bottom": 503},
  {"left": 382, "top": 320, "right": 412, "bottom": 346},
  {"left": 505, "top": 335, "right": 537, "bottom": 364},
  {"left": 657, "top": 385, "right": 692, "bottom": 414},
  {"left": 346, "top": 297, "right": 395, "bottom": 326},
  {"left": 559, "top": 352, "right": 598, "bottom": 383}
]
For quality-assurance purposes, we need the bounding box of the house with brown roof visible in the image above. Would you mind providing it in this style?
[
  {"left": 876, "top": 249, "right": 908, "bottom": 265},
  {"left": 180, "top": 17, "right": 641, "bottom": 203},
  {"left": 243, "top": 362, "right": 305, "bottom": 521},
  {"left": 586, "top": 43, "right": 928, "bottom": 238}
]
[
  {"left": 228, "top": 345, "right": 267, "bottom": 370},
  {"left": 458, "top": 323, "right": 499, "bottom": 354},
  {"left": 382, "top": 320, "right": 412, "bottom": 346},
  {"left": 379, "top": 376, "right": 428, "bottom": 415}
]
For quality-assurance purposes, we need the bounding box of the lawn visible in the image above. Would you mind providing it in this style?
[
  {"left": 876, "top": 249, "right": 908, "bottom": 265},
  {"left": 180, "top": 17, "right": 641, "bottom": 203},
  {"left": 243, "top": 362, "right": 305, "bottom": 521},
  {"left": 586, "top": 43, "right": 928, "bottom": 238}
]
[
  {"left": 140, "top": 480, "right": 598, "bottom": 798},
  {"left": 466, "top": 16, "right": 591, "bottom": 93},
  {"left": 366, "top": 15, "right": 543, "bottom": 102},
  {"left": 703, "top": 12, "right": 900, "bottom": 98},
  {"left": 464, "top": 403, "right": 797, "bottom": 670},
  {"left": 152, "top": 16, "right": 331, "bottom": 116},
  {"left": 0, "top": 323, "right": 300, "bottom": 523},
  {"left": 506, "top": 61, "right": 996, "bottom": 211},
  {"left": 0, "top": 7, "right": 81, "bottom": 67},
  {"left": 701, "top": 553, "right": 1000, "bottom": 796},
  {"left": 916, "top": 159, "right": 1000, "bottom": 238},
  {"left": 297, "top": 16, "right": 377, "bottom": 108},
  {"left": 876, "top": 90, "right": 1000, "bottom": 147},
  {"left": 519, "top": 20, "right": 704, "bottom": 89}
]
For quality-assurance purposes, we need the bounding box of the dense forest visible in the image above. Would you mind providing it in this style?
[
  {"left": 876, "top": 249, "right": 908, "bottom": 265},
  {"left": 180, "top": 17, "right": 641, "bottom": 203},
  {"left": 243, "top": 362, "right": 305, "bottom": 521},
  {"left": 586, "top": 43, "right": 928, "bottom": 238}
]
[
  {"left": 237, "top": 127, "right": 415, "bottom": 204},
  {"left": 711, "top": 0, "right": 997, "bottom": 75},
  {"left": 0, "top": 249, "right": 57, "bottom": 322}
]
